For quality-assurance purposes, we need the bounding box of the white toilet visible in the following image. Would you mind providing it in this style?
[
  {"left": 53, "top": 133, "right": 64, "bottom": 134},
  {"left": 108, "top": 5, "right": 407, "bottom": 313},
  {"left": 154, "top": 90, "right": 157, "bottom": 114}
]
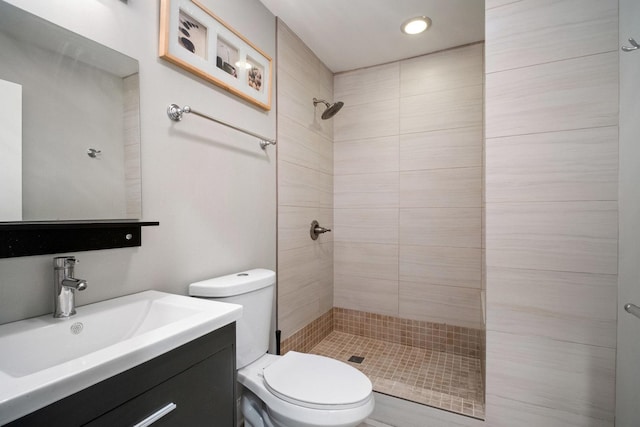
[{"left": 189, "top": 268, "right": 374, "bottom": 427}]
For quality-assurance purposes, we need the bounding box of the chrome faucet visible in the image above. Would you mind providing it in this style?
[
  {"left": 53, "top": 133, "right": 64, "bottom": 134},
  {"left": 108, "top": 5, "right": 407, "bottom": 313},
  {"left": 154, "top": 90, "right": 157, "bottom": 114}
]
[{"left": 53, "top": 256, "right": 87, "bottom": 318}]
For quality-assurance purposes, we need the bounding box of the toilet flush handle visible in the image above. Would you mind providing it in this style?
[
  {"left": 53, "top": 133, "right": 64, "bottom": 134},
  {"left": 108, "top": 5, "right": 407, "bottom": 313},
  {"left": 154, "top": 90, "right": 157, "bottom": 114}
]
[{"left": 310, "top": 220, "right": 331, "bottom": 240}]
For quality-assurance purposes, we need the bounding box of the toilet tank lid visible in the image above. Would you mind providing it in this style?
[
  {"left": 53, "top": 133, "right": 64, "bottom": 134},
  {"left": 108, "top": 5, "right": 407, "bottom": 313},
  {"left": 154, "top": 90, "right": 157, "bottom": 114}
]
[{"left": 189, "top": 268, "right": 275, "bottom": 297}]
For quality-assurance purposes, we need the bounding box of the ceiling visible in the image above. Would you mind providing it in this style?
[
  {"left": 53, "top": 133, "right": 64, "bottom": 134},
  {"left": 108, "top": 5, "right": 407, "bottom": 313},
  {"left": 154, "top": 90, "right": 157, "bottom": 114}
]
[{"left": 258, "top": 0, "right": 485, "bottom": 73}]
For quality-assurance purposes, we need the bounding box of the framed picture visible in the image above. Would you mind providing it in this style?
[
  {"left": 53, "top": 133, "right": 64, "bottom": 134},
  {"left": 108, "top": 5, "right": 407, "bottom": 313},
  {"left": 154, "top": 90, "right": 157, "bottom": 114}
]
[{"left": 159, "top": 0, "right": 272, "bottom": 110}]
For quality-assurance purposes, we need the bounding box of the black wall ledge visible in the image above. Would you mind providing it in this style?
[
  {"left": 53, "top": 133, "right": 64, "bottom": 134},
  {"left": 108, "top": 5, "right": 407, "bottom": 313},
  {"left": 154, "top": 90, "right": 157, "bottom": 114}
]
[{"left": 0, "top": 221, "right": 159, "bottom": 258}]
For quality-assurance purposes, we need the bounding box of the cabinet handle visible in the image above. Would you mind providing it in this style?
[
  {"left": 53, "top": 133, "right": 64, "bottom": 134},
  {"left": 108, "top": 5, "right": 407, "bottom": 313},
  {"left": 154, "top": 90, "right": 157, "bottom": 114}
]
[{"left": 133, "top": 402, "right": 177, "bottom": 427}]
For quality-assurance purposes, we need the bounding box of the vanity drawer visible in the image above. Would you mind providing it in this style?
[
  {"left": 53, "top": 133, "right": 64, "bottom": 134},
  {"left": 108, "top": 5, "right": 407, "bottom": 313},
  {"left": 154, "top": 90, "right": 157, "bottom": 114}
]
[{"left": 85, "top": 346, "right": 234, "bottom": 427}]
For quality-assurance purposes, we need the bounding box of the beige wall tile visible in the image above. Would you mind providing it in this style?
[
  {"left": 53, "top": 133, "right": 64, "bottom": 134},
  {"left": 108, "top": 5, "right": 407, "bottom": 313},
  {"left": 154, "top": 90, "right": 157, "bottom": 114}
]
[
  {"left": 486, "top": 0, "right": 522, "bottom": 9},
  {"left": 400, "top": 126, "right": 482, "bottom": 172},
  {"left": 400, "top": 85, "right": 483, "bottom": 134},
  {"left": 486, "top": 201, "right": 618, "bottom": 275},
  {"left": 483, "top": 1, "right": 619, "bottom": 426},
  {"left": 486, "top": 0, "right": 618, "bottom": 73},
  {"left": 277, "top": 21, "right": 334, "bottom": 340},
  {"left": 400, "top": 208, "right": 481, "bottom": 248},
  {"left": 329, "top": 43, "right": 484, "bottom": 356},
  {"left": 481, "top": 251, "right": 486, "bottom": 291},
  {"left": 278, "top": 242, "right": 333, "bottom": 293},
  {"left": 278, "top": 115, "right": 333, "bottom": 175},
  {"left": 334, "top": 241, "right": 398, "bottom": 282},
  {"left": 329, "top": 42, "right": 485, "bottom": 355},
  {"left": 486, "top": 331, "right": 616, "bottom": 422},
  {"left": 316, "top": 58, "right": 334, "bottom": 94},
  {"left": 278, "top": 206, "right": 333, "bottom": 251},
  {"left": 400, "top": 245, "right": 482, "bottom": 289},
  {"left": 335, "top": 173, "right": 398, "bottom": 209},
  {"left": 276, "top": 19, "right": 334, "bottom": 94},
  {"left": 486, "top": 395, "right": 614, "bottom": 427},
  {"left": 334, "top": 135, "right": 399, "bottom": 175},
  {"left": 278, "top": 241, "right": 333, "bottom": 339},
  {"left": 334, "top": 208, "right": 399, "bottom": 244},
  {"left": 401, "top": 44, "right": 483, "bottom": 97},
  {"left": 279, "top": 160, "right": 332, "bottom": 208},
  {"left": 399, "top": 281, "right": 483, "bottom": 328},
  {"left": 372, "top": 392, "right": 485, "bottom": 427},
  {"left": 276, "top": 20, "right": 324, "bottom": 89},
  {"left": 400, "top": 167, "right": 482, "bottom": 208},
  {"left": 334, "top": 274, "right": 399, "bottom": 316},
  {"left": 486, "top": 127, "right": 618, "bottom": 203},
  {"left": 335, "top": 62, "right": 400, "bottom": 107},
  {"left": 312, "top": 79, "right": 337, "bottom": 136},
  {"left": 334, "top": 98, "right": 400, "bottom": 142},
  {"left": 486, "top": 52, "right": 618, "bottom": 138},
  {"left": 279, "top": 277, "right": 333, "bottom": 338},
  {"left": 487, "top": 266, "right": 617, "bottom": 348},
  {"left": 278, "top": 67, "right": 333, "bottom": 140}
]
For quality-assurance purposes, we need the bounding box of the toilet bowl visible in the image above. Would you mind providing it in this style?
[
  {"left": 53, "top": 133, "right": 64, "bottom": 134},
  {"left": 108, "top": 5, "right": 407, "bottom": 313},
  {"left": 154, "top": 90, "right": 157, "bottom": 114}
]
[
  {"left": 189, "top": 269, "right": 374, "bottom": 427},
  {"left": 239, "top": 352, "right": 374, "bottom": 427}
]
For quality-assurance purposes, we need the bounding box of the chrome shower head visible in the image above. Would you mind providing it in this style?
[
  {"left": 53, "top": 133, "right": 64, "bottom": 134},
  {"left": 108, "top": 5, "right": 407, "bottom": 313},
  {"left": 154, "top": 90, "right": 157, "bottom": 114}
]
[{"left": 313, "top": 97, "right": 344, "bottom": 120}]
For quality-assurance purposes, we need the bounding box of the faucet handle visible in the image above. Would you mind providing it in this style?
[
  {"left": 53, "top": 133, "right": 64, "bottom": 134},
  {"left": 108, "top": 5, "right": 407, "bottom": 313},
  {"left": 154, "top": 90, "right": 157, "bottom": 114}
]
[{"left": 53, "top": 256, "right": 78, "bottom": 269}]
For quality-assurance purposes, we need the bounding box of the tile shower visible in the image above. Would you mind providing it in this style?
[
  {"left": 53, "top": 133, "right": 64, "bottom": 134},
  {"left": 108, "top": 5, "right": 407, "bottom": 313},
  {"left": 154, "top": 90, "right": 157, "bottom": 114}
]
[
  {"left": 281, "top": 309, "right": 485, "bottom": 418},
  {"left": 277, "top": 19, "right": 485, "bottom": 419}
]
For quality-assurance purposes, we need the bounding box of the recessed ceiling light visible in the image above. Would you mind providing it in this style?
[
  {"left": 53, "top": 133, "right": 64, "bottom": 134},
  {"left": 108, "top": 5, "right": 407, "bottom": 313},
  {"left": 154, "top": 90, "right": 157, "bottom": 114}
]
[{"left": 401, "top": 16, "right": 432, "bottom": 35}]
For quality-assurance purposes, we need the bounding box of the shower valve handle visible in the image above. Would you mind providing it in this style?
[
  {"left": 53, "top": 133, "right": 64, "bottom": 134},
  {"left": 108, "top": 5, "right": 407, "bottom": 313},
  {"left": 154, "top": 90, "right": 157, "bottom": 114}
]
[{"left": 310, "top": 220, "right": 331, "bottom": 240}]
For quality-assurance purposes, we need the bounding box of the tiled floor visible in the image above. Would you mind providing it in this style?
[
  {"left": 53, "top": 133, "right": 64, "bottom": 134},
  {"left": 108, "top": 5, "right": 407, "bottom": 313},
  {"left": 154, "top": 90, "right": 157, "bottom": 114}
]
[{"left": 309, "top": 331, "right": 485, "bottom": 419}]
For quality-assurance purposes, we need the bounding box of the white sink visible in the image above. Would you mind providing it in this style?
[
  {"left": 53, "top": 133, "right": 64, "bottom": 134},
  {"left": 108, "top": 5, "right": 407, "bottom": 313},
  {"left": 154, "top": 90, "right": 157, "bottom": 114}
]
[{"left": 0, "top": 290, "right": 242, "bottom": 424}]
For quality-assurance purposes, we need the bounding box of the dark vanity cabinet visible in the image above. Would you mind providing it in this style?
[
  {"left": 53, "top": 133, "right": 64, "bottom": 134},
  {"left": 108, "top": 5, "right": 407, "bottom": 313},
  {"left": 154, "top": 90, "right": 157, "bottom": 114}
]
[{"left": 8, "top": 323, "right": 236, "bottom": 427}]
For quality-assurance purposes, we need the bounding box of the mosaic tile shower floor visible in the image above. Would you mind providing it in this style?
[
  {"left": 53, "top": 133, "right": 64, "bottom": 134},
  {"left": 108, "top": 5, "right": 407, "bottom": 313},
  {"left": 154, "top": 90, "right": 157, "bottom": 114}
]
[{"left": 309, "top": 331, "right": 485, "bottom": 419}]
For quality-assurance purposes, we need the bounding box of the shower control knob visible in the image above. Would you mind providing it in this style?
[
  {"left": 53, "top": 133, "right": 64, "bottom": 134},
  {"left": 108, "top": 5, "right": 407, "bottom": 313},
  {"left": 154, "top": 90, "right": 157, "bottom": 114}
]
[{"left": 310, "top": 220, "right": 331, "bottom": 240}]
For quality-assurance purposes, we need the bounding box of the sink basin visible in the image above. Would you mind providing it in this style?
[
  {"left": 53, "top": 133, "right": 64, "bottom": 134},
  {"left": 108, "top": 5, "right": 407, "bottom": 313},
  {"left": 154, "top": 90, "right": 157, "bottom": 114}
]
[{"left": 0, "top": 290, "right": 242, "bottom": 424}]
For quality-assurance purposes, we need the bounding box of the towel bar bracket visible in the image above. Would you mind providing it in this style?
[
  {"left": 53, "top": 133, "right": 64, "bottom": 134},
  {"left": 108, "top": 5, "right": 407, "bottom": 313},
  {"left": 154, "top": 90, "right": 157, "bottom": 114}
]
[{"left": 624, "top": 303, "right": 640, "bottom": 320}]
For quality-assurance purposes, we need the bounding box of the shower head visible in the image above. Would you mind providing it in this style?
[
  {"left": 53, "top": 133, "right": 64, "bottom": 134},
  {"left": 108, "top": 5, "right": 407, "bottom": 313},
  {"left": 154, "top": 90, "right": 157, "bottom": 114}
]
[{"left": 313, "top": 97, "right": 344, "bottom": 120}]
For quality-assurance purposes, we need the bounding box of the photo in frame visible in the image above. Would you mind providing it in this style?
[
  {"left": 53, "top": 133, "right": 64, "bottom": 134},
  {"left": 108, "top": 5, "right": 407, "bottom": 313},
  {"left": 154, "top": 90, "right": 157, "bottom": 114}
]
[
  {"left": 159, "top": 0, "right": 272, "bottom": 110},
  {"left": 177, "top": 9, "right": 207, "bottom": 59}
]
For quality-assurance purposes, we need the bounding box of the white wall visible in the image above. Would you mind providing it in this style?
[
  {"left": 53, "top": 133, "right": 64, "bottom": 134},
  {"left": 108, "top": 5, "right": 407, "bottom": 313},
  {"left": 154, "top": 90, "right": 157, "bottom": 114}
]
[{"left": 0, "top": 0, "right": 276, "bottom": 325}]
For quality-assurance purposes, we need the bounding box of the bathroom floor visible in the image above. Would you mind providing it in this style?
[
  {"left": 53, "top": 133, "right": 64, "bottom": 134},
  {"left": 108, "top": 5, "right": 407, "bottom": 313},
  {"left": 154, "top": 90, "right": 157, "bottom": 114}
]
[{"left": 309, "top": 331, "right": 484, "bottom": 419}]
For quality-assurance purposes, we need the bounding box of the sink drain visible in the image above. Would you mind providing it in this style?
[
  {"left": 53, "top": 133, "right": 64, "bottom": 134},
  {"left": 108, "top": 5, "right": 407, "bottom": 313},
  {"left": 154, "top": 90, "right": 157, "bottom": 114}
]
[{"left": 70, "top": 322, "right": 84, "bottom": 335}]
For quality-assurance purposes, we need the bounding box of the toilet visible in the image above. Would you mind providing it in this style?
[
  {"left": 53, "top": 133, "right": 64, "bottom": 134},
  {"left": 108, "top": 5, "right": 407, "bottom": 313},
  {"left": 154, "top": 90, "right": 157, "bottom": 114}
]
[{"left": 189, "top": 269, "right": 374, "bottom": 427}]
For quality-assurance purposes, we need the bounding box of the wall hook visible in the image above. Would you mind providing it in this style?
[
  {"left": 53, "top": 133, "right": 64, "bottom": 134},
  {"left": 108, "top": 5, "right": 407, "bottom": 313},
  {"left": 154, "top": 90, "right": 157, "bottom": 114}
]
[
  {"left": 622, "top": 37, "right": 639, "bottom": 52},
  {"left": 87, "top": 148, "right": 102, "bottom": 158}
]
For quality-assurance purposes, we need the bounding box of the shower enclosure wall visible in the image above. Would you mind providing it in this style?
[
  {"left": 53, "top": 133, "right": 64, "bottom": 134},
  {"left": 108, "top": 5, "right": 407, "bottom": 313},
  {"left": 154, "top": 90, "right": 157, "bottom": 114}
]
[
  {"left": 276, "top": 18, "right": 485, "bottom": 419},
  {"left": 276, "top": 19, "right": 335, "bottom": 343}
]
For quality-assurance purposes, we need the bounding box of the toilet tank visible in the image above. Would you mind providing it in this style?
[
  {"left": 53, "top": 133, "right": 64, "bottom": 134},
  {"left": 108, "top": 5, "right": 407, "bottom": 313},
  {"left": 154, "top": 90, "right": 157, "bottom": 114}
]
[{"left": 189, "top": 269, "right": 275, "bottom": 369}]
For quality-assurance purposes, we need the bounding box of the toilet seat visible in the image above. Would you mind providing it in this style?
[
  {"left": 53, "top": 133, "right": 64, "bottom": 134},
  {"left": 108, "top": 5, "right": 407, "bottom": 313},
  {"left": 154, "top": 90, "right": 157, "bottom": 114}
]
[
  {"left": 238, "top": 353, "right": 375, "bottom": 427},
  {"left": 262, "top": 351, "right": 372, "bottom": 410}
]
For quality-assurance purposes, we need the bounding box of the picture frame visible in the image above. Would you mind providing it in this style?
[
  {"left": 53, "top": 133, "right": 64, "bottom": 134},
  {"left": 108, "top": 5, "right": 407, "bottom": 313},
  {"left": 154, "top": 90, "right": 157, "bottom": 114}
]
[{"left": 159, "top": 0, "right": 272, "bottom": 111}]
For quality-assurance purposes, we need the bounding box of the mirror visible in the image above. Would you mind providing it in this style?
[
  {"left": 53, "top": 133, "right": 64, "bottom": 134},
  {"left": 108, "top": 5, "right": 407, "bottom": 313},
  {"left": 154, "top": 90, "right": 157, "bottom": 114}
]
[{"left": 0, "top": 1, "right": 141, "bottom": 222}]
